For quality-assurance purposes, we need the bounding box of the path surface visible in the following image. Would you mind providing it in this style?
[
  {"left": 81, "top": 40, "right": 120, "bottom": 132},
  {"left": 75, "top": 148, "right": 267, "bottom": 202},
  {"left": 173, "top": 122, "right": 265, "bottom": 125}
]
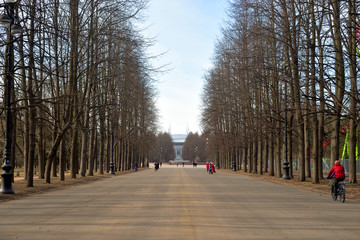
[{"left": 0, "top": 167, "right": 359, "bottom": 240}]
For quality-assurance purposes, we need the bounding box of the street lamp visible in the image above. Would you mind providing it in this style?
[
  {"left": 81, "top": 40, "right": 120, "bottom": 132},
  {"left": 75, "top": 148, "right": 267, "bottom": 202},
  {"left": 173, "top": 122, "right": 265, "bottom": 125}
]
[
  {"left": 194, "top": 146, "right": 198, "bottom": 161},
  {"left": 0, "top": 0, "right": 21, "bottom": 194},
  {"left": 232, "top": 147, "right": 237, "bottom": 171},
  {"left": 160, "top": 147, "right": 163, "bottom": 162},
  {"left": 282, "top": 64, "right": 291, "bottom": 180},
  {"left": 109, "top": 132, "right": 115, "bottom": 174}
]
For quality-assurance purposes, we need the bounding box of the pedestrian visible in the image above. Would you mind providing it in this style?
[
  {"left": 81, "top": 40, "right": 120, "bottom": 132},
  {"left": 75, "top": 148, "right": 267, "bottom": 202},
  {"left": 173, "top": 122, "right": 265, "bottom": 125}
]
[
  {"left": 208, "top": 163, "right": 212, "bottom": 174},
  {"left": 206, "top": 162, "right": 209, "bottom": 172},
  {"left": 154, "top": 161, "right": 159, "bottom": 171},
  {"left": 211, "top": 162, "right": 216, "bottom": 174},
  {"left": 182, "top": 162, "right": 184, "bottom": 167},
  {"left": 327, "top": 160, "right": 345, "bottom": 195}
]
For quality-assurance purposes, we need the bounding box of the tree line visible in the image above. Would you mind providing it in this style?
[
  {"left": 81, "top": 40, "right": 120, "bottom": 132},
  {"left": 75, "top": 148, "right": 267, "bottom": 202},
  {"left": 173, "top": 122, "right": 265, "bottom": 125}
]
[
  {"left": 201, "top": 0, "right": 359, "bottom": 183},
  {"left": 0, "top": 0, "right": 159, "bottom": 187},
  {"left": 181, "top": 132, "right": 207, "bottom": 162},
  {"left": 148, "top": 132, "right": 176, "bottom": 163}
]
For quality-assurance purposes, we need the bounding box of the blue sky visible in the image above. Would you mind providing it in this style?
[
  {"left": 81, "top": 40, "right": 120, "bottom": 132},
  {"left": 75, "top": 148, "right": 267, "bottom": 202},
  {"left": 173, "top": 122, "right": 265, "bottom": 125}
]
[{"left": 142, "top": 0, "right": 228, "bottom": 134}]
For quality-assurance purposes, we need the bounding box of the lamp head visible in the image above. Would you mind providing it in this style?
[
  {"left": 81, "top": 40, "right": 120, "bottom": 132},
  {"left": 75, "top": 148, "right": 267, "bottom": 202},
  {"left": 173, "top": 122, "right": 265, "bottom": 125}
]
[
  {"left": 10, "top": 23, "right": 21, "bottom": 35},
  {"left": 4, "top": 0, "right": 18, "bottom": 4},
  {"left": 0, "top": 13, "right": 11, "bottom": 25}
]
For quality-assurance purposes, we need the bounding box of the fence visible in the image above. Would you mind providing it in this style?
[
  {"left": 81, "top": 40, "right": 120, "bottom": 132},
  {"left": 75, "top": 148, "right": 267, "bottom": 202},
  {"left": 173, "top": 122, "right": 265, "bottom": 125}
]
[{"left": 291, "top": 158, "right": 360, "bottom": 174}]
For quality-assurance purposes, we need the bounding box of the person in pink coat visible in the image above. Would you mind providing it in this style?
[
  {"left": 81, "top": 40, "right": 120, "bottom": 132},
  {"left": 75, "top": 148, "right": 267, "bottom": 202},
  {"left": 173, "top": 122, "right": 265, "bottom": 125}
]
[{"left": 206, "top": 162, "right": 209, "bottom": 172}]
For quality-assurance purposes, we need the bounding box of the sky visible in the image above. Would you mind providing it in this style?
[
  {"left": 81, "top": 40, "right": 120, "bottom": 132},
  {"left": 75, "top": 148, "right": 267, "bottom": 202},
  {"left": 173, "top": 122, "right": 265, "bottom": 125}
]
[{"left": 141, "top": 0, "right": 228, "bottom": 135}]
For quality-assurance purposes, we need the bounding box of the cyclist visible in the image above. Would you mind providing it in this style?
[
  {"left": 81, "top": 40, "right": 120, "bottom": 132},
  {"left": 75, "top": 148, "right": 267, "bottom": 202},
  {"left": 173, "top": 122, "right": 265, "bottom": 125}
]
[{"left": 327, "top": 160, "right": 345, "bottom": 195}]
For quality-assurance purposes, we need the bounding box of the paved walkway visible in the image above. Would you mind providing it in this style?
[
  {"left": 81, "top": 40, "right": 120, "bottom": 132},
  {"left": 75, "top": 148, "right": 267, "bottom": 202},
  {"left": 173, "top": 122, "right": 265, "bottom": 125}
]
[{"left": 0, "top": 167, "right": 359, "bottom": 240}]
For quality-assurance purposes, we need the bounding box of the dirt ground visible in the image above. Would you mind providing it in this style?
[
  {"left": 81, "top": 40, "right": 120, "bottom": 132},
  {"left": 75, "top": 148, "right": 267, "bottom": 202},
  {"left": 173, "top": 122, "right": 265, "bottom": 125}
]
[
  {"left": 0, "top": 169, "right": 142, "bottom": 203},
  {"left": 221, "top": 169, "right": 360, "bottom": 201}
]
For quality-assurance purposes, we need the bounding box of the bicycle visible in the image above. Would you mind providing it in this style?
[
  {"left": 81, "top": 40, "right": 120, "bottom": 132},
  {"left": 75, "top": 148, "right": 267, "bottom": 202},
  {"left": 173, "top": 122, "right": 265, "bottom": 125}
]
[{"left": 331, "top": 181, "right": 346, "bottom": 203}]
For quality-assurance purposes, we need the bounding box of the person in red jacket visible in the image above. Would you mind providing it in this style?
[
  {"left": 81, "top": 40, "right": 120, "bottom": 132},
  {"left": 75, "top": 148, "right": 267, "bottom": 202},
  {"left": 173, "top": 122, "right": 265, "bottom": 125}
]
[
  {"left": 206, "top": 162, "right": 209, "bottom": 172},
  {"left": 327, "top": 160, "right": 345, "bottom": 195},
  {"left": 210, "top": 162, "right": 215, "bottom": 174}
]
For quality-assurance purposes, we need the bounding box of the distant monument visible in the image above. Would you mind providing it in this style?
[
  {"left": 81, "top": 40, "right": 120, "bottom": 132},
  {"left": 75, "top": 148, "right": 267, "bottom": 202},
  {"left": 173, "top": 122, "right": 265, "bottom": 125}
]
[{"left": 171, "top": 134, "right": 187, "bottom": 161}]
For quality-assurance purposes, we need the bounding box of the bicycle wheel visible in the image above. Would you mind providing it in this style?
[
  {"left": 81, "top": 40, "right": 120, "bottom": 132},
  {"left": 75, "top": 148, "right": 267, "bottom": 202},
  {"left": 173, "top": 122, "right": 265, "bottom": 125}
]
[
  {"left": 331, "top": 186, "right": 337, "bottom": 201},
  {"left": 339, "top": 189, "right": 345, "bottom": 203}
]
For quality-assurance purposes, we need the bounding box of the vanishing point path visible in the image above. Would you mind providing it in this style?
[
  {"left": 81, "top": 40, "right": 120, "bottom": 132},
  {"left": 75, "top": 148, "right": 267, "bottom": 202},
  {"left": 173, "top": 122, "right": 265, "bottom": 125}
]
[{"left": 1, "top": 166, "right": 359, "bottom": 240}]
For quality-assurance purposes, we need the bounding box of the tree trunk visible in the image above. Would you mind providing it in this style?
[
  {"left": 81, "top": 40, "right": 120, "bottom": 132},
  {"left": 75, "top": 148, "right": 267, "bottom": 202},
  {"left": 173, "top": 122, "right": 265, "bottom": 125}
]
[
  {"left": 289, "top": 114, "right": 294, "bottom": 178},
  {"left": 45, "top": 122, "right": 72, "bottom": 183},
  {"left": 259, "top": 139, "right": 263, "bottom": 175},
  {"left": 19, "top": 30, "right": 28, "bottom": 181},
  {"left": 26, "top": 0, "right": 37, "bottom": 188},
  {"left": 69, "top": 0, "right": 80, "bottom": 178},
  {"left": 59, "top": 135, "right": 66, "bottom": 181},
  {"left": 269, "top": 132, "right": 274, "bottom": 176},
  {"left": 330, "top": 0, "right": 345, "bottom": 166},
  {"left": 317, "top": 24, "right": 325, "bottom": 179},
  {"left": 253, "top": 137, "right": 258, "bottom": 174},
  {"left": 347, "top": 0, "right": 357, "bottom": 183},
  {"left": 304, "top": 35, "right": 311, "bottom": 178},
  {"left": 264, "top": 137, "right": 269, "bottom": 173},
  {"left": 88, "top": 108, "right": 96, "bottom": 176},
  {"left": 310, "top": 0, "right": 319, "bottom": 184},
  {"left": 276, "top": 125, "right": 281, "bottom": 178},
  {"left": 70, "top": 125, "right": 79, "bottom": 178}
]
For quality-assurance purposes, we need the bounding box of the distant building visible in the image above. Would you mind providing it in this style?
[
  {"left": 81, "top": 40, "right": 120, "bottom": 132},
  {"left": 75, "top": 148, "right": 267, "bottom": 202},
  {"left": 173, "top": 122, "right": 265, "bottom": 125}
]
[{"left": 172, "top": 134, "right": 187, "bottom": 160}]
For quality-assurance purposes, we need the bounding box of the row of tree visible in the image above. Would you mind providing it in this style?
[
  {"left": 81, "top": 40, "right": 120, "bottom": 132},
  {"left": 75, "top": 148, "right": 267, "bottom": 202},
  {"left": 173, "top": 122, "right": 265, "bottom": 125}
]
[
  {"left": 0, "top": 0, "right": 159, "bottom": 187},
  {"left": 181, "top": 132, "right": 207, "bottom": 162},
  {"left": 201, "top": 0, "right": 359, "bottom": 183},
  {"left": 148, "top": 132, "right": 176, "bottom": 162}
]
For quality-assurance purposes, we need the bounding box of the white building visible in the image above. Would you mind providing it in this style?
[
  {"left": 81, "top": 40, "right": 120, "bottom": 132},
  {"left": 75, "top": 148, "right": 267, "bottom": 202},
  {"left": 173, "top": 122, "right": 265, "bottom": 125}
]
[{"left": 171, "top": 134, "right": 187, "bottom": 160}]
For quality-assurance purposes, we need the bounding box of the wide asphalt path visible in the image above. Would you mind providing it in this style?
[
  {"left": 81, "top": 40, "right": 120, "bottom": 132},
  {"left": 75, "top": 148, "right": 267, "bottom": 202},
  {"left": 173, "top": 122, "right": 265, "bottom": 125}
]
[{"left": 0, "top": 166, "right": 359, "bottom": 240}]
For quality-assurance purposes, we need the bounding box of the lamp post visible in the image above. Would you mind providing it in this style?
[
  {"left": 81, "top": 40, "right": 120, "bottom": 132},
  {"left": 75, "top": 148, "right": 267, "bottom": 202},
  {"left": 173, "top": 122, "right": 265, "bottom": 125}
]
[
  {"left": 0, "top": 0, "right": 21, "bottom": 194},
  {"left": 282, "top": 65, "right": 291, "bottom": 180},
  {"left": 232, "top": 147, "right": 237, "bottom": 171},
  {"left": 163, "top": 148, "right": 167, "bottom": 163},
  {"left": 109, "top": 132, "right": 115, "bottom": 174},
  {"left": 194, "top": 146, "right": 198, "bottom": 162},
  {"left": 205, "top": 138, "right": 208, "bottom": 162},
  {"left": 232, "top": 132, "right": 237, "bottom": 171},
  {"left": 160, "top": 147, "right": 163, "bottom": 162}
]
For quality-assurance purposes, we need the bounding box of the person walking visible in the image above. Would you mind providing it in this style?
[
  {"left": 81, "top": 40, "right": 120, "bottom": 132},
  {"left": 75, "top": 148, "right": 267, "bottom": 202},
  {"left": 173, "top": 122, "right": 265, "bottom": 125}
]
[
  {"left": 154, "top": 161, "right": 159, "bottom": 171},
  {"left": 206, "top": 162, "right": 209, "bottom": 172},
  {"left": 210, "top": 163, "right": 216, "bottom": 174}
]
